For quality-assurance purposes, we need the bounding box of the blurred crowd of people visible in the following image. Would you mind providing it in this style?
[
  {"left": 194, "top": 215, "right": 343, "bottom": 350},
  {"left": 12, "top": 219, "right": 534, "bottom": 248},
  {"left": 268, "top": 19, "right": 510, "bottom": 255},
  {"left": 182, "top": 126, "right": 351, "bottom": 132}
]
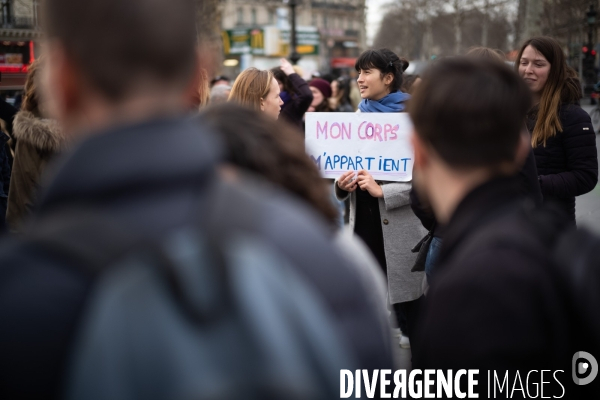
[{"left": 0, "top": 0, "right": 598, "bottom": 398}]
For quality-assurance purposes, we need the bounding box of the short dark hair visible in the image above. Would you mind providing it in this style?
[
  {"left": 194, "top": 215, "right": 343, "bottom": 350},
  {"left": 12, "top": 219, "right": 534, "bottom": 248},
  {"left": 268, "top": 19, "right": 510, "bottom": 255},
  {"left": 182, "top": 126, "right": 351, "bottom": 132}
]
[
  {"left": 271, "top": 67, "right": 297, "bottom": 96},
  {"left": 408, "top": 58, "right": 532, "bottom": 168},
  {"left": 355, "top": 49, "right": 409, "bottom": 93},
  {"left": 43, "top": 0, "right": 197, "bottom": 101}
]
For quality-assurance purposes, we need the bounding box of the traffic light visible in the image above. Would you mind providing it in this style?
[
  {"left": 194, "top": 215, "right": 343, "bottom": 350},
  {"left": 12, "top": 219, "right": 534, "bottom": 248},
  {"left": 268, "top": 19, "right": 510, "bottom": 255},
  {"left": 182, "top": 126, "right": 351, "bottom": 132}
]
[{"left": 582, "top": 43, "right": 597, "bottom": 93}]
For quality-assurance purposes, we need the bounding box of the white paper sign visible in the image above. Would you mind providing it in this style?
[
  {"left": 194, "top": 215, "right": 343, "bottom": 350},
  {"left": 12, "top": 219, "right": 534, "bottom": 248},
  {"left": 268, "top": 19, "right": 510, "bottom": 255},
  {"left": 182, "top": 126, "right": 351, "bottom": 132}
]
[{"left": 305, "top": 112, "right": 414, "bottom": 182}]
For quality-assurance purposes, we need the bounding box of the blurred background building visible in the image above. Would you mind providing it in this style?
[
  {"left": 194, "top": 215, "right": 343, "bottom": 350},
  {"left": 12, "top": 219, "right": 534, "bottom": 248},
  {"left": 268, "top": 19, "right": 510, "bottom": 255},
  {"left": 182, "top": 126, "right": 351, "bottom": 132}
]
[
  {"left": 220, "top": 0, "right": 366, "bottom": 78},
  {"left": 0, "top": 0, "right": 41, "bottom": 102}
]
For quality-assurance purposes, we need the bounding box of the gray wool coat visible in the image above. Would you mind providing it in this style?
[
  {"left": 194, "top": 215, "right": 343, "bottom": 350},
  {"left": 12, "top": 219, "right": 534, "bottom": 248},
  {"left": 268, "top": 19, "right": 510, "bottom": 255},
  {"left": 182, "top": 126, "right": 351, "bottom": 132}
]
[{"left": 335, "top": 181, "right": 426, "bottom": 304}]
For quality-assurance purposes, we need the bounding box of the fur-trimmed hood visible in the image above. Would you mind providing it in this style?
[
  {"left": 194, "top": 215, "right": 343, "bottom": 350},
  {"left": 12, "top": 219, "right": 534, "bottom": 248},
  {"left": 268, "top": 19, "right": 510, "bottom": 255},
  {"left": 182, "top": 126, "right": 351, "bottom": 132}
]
[{"left": 13, "top": 111, "right": 65, "bottom": 151}]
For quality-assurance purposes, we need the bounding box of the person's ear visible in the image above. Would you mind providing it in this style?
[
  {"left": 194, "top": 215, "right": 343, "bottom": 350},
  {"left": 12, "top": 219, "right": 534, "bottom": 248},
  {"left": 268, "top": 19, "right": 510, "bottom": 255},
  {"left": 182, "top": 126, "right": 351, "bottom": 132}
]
[
  {"left": 40, "top": 40, "right": 81, "bottom": 123},
  {"left": 260, "top": 98, "right": 265, "bottom": 111},
  {"left": 411, "top": 130, "right": 429, "bottom": 172},
  {"left": 383, "top": 73, "right": 394, "bottom": 87}
]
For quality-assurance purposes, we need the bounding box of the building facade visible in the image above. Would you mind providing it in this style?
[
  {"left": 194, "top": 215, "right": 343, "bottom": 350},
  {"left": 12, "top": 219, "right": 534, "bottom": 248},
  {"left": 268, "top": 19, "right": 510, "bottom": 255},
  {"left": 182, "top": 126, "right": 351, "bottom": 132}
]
[
  {"left": 0, "top": 0, "right": 42, "bottom": 91},
  {"left": 221, "top": 0, "right": 366, "bottom": 77}
]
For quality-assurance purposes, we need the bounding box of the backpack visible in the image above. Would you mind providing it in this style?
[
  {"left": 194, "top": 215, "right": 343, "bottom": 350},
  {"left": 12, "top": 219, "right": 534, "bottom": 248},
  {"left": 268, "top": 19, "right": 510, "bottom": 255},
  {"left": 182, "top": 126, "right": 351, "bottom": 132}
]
[{"left": 28, "top": 178, "right": 356, "bottom": 400}]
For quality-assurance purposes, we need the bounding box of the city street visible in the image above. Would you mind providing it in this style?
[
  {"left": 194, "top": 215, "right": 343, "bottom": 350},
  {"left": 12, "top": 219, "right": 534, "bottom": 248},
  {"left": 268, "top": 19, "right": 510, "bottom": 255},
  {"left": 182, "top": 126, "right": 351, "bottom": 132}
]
[{"left": 578, "top": 105, "right": 600, "bottom": 234}]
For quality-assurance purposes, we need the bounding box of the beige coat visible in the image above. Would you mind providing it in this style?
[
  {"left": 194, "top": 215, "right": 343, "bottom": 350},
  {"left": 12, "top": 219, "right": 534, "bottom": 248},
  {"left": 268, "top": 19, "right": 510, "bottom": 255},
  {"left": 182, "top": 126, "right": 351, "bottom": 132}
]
[{"left": 6, "top": 111, "right": 64, "bottom": 231}]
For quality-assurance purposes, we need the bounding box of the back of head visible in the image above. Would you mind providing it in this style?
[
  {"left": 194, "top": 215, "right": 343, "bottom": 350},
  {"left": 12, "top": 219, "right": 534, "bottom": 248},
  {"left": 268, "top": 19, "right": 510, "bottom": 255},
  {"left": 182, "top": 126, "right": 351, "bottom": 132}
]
[
  {"left": 228, "top": 68, "right": 273, "bottom": 111},
  {"left": 409, "top": 57, "right": 532, "bottom": 168},
  {"left": 210, "top": 85, "right": 232, "bottom": 105},
  {"left": 43, "top": 0, "right": 197, "bottom": 101},
  {"left": 355, "top": 49, "right": 408, "bottom": 92},
  {"left": 466, "top": 47, "right": 506, "bottom": 63},
  {"left": 200, "top": 103, "right": 338, "bottom": 226}
]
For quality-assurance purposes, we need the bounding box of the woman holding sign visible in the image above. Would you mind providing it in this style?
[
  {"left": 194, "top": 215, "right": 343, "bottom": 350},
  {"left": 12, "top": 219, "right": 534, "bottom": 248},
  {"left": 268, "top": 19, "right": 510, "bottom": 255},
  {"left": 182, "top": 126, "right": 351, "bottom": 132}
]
[{"left": 335, "top": 48, "right": 426, "bottom": 349}]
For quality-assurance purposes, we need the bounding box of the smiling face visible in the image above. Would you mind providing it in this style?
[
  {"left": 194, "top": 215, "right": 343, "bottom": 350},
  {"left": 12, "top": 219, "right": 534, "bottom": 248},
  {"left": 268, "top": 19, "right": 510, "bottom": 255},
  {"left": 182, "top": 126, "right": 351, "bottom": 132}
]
[
  {"left": 518, "top": 45, "right": 551, "bottom": 101},
  {"left": 356, "top": 68, "right": 393, "bottom": 100},
  {"left": 261, "top": 77, "right": 283, "bottom": 120}
]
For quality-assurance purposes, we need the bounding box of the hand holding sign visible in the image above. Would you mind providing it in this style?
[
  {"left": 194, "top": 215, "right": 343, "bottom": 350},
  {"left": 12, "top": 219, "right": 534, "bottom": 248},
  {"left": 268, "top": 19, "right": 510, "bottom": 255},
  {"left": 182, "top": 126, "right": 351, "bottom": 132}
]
[
  {"left": 337, "top": 171, "right": 357, "bottom": 193},
  {"left": 357, "top": 170, "right": 383, "bottom": 198}
]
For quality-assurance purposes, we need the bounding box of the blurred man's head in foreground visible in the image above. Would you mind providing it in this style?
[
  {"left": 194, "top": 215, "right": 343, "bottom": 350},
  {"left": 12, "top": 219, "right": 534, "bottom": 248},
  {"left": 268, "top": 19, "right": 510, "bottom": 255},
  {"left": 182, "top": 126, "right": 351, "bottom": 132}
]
[
  {"left": 408, "top": 58, "right": 532, "bottom": 222},
  {"left": 41, "top": 0, "right": 199, "bottom": 134}
]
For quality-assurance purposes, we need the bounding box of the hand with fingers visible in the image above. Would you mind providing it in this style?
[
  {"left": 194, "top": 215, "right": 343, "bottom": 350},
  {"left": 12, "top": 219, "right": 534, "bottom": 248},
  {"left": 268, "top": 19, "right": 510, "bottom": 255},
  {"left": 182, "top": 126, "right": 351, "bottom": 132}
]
[
  {"left": 356, "top": 170, "right": 383, "bottom": 198},
  {"left": 337, "top": 171, "right": 358, "bottom": 193},
  {"left": 280, "top": 58, "right": 296, "bottom": 76}
]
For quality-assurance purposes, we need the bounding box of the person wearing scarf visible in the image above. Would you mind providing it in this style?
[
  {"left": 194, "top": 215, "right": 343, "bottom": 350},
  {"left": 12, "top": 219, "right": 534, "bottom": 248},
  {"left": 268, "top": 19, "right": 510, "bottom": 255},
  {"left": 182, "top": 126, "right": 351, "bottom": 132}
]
[
  {"left": 335, "top": 49, "right": 426, "bottom": 352},
  {"left": 358, "top": 91, "right": 411, "bottom": 113}
]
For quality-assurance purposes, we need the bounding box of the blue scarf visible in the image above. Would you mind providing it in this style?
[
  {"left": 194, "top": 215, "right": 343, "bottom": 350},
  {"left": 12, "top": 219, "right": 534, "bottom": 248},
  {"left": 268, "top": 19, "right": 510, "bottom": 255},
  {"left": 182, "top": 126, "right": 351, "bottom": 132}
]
[{"left": 359, "top": 91, "right": 410, "bottom": 113}]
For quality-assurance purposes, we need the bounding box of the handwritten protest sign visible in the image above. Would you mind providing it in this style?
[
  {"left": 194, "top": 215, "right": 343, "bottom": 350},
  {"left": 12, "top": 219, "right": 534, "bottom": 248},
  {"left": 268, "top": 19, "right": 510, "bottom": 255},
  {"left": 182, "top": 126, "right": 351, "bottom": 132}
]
[{"left": 305, "top": 112, "right": 414, "bottom": 182}]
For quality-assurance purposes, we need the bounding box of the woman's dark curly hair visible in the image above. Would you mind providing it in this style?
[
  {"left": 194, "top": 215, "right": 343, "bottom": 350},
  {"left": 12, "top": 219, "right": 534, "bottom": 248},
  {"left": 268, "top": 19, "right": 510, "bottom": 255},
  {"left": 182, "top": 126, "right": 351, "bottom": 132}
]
[
  {"left": 271, "top": 67, "right": 297, "bottom": 96},
  {"left": 200, "top": 103, "right": 339, "bottom": 227},
  {"left": 355, "top": 48, "right": 409, "bottom": 93}
]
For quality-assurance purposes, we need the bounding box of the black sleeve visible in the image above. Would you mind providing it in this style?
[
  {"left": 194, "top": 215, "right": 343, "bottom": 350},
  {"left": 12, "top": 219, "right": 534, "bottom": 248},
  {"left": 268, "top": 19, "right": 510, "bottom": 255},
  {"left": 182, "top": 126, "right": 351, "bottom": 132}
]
[
  {"left": 539, "top": 107, "right": 598, "bottom": 198},
  {"left": 286, "top": 73, "right": 313, "bottom": 119},
  {"left": 410, "top": 187, "right": 436, "bottom": 231}
]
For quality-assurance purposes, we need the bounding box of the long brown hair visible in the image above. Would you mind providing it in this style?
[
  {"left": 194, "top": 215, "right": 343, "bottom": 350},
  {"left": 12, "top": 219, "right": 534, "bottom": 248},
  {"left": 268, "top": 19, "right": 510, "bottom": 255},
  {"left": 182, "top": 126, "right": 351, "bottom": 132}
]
[
  {"left": 228, "top": 68, "right": 273, "bottom": 111},
  {"left": 22, "top": 58, "right": 44, "bottom": 117},
  {"left": 515, "top": 37, "right": 582, "bottom": 146},
  {"left": 200, "top": 103, "right": 339, "bottom": 227}
]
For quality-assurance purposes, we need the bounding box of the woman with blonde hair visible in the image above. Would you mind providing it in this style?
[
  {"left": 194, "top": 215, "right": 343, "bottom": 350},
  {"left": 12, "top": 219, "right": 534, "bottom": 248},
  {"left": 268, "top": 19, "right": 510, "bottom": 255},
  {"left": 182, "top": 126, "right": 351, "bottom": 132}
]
[
  {"left": 516, "top": 36, "right": 598, "bottom": 222},
  {"left": 6, "top": 58, "right": 66, "bottom": 231},
  {"left": 228, "top": 67, "right": 283, "bottom": 120}
]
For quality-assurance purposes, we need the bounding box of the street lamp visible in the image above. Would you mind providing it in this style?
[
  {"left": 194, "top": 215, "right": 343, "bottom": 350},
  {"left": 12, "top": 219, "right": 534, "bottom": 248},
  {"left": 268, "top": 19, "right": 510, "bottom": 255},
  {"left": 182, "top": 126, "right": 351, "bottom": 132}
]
[{"left": 286, "top": 0, "right": 301, "bottom": 64}]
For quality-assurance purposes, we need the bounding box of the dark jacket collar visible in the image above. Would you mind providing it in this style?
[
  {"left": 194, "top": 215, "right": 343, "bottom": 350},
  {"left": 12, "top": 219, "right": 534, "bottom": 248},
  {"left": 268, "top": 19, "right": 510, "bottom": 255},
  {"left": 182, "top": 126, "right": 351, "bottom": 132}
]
[
  {"left": 437, "top": 176, "right": 528, "bottom": 268},
  {"left": 38, "top": 116, "right": 222, "bottom": 211}
]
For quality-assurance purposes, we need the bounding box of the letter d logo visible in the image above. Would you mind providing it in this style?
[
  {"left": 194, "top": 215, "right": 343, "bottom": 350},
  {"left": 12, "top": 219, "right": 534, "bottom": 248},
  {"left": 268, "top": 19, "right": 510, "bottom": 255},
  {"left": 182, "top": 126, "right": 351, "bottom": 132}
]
[{"left": 572, "top": 351, "right": 598, "bottom": 385}]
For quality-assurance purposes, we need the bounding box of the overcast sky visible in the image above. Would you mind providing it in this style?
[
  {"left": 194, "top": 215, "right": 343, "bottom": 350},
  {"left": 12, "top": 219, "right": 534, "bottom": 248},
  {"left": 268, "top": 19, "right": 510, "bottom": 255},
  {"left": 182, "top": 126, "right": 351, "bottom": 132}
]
[{"left": 365, "top": 0, "right": 388, "bottom": 46}]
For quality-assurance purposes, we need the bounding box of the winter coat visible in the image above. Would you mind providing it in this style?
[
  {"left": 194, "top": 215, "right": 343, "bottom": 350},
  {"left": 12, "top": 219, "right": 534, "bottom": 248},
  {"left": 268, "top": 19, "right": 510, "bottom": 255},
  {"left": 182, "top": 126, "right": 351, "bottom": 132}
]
[
  {"left": 6, "top": 111, "right": 64, "bottom": 231},
  {"left": 413, "top": 177, "right": 573, "bottom": 376},
  {"left": 0, "top": 117, "right": 394, "bottom": 398},
  {"left": 529, "top": 104, "right": 598, "bottom": 221},
  {"left": 279, "top": 73, "right": 313, "bottom": 128},
  {"left": 335, "top": 182, "right": 427, "bottom": 304}
]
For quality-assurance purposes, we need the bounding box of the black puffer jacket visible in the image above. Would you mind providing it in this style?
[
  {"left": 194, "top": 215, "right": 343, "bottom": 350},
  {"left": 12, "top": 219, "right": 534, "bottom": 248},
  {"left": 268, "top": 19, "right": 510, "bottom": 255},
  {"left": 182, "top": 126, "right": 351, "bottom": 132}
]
[{"left": 528, "top": 104, "right": 598, "bottom": 221}]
